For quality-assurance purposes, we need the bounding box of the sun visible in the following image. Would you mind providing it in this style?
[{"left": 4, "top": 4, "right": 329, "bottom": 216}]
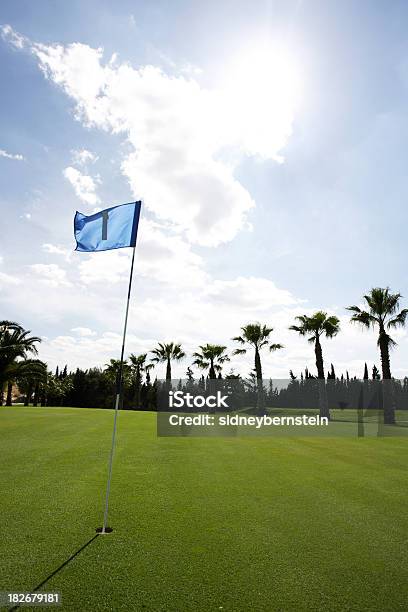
[{"left": 219, "top": 43, "right": 302, "bottom": 161}]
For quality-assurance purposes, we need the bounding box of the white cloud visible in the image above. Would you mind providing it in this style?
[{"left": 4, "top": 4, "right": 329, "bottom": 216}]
[
  {"left": 71, "top": 148, "right": 98, "bottom": 166},
  {"left": 29, "top": 263, "right": 72, "bottom": 287},
  {"left": 76, "top": 219, "right": 208, "bottom": 287},
  {"left": 1, "top": 24, "right": 26, "bottom": 49},
  {"left": 16, "top": 33, "right": 298, "bottom": 246},
  {"left": 41, "top": 331, "right": 155, "bottom": 371},
  {"left": 206, "top": 277, "right": 300, "bottom": 310},
  {"left": 42, "top": 243, "right": 71, "bottom": 260},
  {"left": 77, "top": 250, "right": 131, "bottom": 285},
  {"left": 71, "top": 326, "right": 97, "bottom": 337},
  {"left": 122, "top": 150, "right": 254, "bottom": 246},
  {"left": 42, "top": 243, "right": 68, "bottom": 255},
  {"left": 136, "top": 220, "right": 208, "bottom": 286},
  {"left": 0, "top": 148, "right": 24, "bottom": 161},
  {"left": 0, "top": 256, "right": 21, "bottom": 286},
  {"left": 63, "top": 166, "right": 100, "bottom": 205},
  {"left": 0, "top": 271, "right": 21, "bottom": 286}
]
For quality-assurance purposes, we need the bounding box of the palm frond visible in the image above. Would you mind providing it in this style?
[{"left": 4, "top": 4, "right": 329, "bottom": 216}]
[
  {"left": 218, "top": 355, "right": 230, "bottom": 363},
  {"left": 346, "top": 305, "right": 362, "bottom": 314},
  {"left": 289, "top": 325, "right": 304, "bottom": 334},
  {"left": 387, "top": 309, "right": 408, "bottom": 329},
  {"left": 192, "top": 357, "right": 209, "bottom": 370},
  {"left": 172, "top": 344, "right": 186, "bottom": 360},
  {"left": 323, "top": 315, "right": 340, "bottom": 338},
  {"left": 232, "top": 335, "right": 245, "bottom": 344},
  {"left": 349, "top": 310, "right": 373, "bottom": 329},
  {"left": 269, "top": 343, "right": 284, "bottom": 352}
]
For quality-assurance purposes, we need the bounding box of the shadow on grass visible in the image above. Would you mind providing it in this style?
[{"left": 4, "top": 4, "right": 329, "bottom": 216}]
[{"left": 9, "top": 533, "right": 100, "bottom": 611}]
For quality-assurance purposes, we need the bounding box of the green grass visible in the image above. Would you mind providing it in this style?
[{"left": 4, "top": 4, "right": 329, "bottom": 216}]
[{"left": 1, "top": 406, "right": 408, "bottom": 611}]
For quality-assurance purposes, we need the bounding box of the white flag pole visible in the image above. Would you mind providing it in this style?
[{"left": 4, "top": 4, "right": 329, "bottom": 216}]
[{"left": 99, "top": 234, "right": 138, "bottom": 534}]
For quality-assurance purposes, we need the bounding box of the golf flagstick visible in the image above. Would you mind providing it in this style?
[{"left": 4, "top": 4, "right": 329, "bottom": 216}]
[{"left": 100, "top": 242, "right": 137, "bottom": 534}]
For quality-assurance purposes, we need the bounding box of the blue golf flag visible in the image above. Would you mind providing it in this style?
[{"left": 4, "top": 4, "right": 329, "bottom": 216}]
[{"left": 74, "top": 201, "right": 141, "bottom": 252}]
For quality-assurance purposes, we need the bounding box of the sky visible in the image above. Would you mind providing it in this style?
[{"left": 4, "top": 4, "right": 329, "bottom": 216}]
[{"left": 1, "top": 0, "right": 408, "bottom": 380}]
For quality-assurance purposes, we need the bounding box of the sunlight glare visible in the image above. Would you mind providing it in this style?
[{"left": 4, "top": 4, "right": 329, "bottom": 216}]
[{"left": 220, "top": 43, "right": 302, "bottom": 161}]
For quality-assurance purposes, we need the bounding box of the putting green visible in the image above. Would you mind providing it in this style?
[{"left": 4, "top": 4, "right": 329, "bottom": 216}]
[{"left": 1, "top": 406, "right": 408, "bottom": 611}]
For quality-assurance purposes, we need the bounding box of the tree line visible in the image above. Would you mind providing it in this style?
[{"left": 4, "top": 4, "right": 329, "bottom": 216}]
[{"left": 1, "top": 287, "right": 407, "bottom": 423}]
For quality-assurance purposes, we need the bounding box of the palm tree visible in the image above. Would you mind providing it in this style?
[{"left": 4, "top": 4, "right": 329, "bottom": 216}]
[
  {"left": 16, "top": 361, "right": 49, "bottom": 405},
  {"left": 233, "top": 323, "right": 283, "bottom": 415},
  {"left": 192, "top": 344, "right": 230, "bottom": 379},
  {"left": 0, "top": 321, "right": 42, "bottom": 405},
  {"left": 347, "top": 288, "right": 408, "bottom": 380},
  {"left": 129, "top": 353, "right": 154, "bottom": 408},
  {"left": 289, "top": 312, "right": 340, "bottom": 379},
  {"left": 347, "top": 288, "right": 408, "bottom": 424},
  {"left": 129, "top": 353, "right": 152, "bottom": 379},
  {"left": 15, "top": 359, "right": 47, "bottom": 405},
  {"left": 104, "top": 358, "right": 130, "bottom": 386},
  {"left": 151, "top": 342, "right": 185, "bottom": 382}
]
